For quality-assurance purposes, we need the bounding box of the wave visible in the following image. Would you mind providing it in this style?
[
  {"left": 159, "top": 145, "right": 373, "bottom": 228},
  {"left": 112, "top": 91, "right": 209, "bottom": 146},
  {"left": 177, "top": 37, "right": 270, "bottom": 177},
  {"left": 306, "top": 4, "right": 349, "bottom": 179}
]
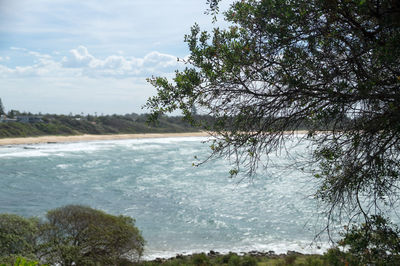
[{"left": 0, "top": 137, "right": 210, "bottom": 158}]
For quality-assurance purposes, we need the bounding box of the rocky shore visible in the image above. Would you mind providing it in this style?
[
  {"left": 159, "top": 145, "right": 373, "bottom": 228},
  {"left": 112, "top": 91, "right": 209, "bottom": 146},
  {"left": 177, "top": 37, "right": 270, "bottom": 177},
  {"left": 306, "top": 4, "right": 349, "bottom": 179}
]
[{"left": 149, "top": 249, "right": 309, "bottom": 264}]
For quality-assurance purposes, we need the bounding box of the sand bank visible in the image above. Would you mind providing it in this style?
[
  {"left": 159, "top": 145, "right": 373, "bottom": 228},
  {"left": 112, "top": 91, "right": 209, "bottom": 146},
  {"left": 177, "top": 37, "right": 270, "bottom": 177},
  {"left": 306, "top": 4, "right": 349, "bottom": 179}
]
[
  {"left": 0, "top": 130, "right": 313, "bottom": 146},
  {"left": 0, "top": 132, "right": 211, "bottom": 146}
]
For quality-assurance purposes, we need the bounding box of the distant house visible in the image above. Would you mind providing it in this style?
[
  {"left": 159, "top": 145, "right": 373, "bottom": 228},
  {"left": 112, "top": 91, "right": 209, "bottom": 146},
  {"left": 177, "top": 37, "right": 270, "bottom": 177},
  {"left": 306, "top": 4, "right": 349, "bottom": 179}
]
[
  {"left": 0, "top": 115, "right": 17, "bottom": 123},
  {"left": 16, "top": 116, "right": 43, "bottom": 123}
]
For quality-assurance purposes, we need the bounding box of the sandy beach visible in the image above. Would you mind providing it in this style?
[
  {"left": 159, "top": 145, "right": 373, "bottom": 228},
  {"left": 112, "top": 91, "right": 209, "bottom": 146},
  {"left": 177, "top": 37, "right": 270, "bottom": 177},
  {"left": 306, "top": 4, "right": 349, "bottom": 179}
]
[
  {"left": 0, "top": 130, "right": 312, "bottom": 146},
  {"left": 0, "top": 132, "right": 211, "bottom": 146}
]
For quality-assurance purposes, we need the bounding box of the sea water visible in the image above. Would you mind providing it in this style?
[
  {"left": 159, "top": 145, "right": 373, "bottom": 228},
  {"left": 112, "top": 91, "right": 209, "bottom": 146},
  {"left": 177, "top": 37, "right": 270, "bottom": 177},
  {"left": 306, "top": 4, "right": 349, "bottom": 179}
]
[{"left": 0, "top": 136, "right": 329, "bottom": 259}]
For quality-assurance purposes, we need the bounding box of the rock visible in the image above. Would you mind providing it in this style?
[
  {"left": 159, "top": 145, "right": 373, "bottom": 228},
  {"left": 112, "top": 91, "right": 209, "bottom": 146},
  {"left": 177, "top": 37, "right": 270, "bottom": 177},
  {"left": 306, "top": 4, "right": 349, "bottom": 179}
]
[
  {"left": 175, "top": 254, "right": 184, "bottom": 259},
  {"left": 287, "top": 250, "right": 303, "bottom": 256},
  {"left": 208, "top": 250, "right": 220, "bottom": 256},
  {"left": 154, "top": 257, "right": 164, "bottom": 263}
]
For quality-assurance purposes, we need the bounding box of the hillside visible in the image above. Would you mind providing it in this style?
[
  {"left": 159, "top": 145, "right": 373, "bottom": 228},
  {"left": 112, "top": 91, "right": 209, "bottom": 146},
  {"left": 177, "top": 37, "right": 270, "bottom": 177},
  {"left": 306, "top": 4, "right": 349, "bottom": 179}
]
[{"left": 0, "top": 113, "right": 199, "bottom": 138}]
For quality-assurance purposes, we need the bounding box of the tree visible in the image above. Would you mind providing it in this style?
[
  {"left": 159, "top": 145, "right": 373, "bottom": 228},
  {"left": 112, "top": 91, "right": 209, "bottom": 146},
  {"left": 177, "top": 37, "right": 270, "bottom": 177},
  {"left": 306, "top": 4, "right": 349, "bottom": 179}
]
[
  {"left": 339, "top": 215, "right": 400, "bottom": 264},
  {"left": 0, "top": 214, "right": 38, "bottom": 258},
  {"left": 146, "top": 0, "right": 400, "bottom": 234},
  {"left": 37, "top": 205, "right": 145, "bottom": 265},
  {"left": 0, "top": 98, "right": 5, "bottom": 116}
]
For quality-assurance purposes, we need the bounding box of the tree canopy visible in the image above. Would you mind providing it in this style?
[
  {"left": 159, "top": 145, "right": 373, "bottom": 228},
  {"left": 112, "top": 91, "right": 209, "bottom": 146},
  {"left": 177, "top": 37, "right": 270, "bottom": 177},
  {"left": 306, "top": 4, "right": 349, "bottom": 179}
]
[
  {"left": 0, "top": 214, "right": 38, "bottom": 259},
  {"left": 0, "top": 98, "right": 5, "bottom": 116},
  {"left": 38, "top": 205, "right": 144, "bottom": 265},
  {"left": 146, "top": 0, "right": 400, "bottom": 233},
  {"left": 0, "top": 206, "right": 144, "bottom": 265}
]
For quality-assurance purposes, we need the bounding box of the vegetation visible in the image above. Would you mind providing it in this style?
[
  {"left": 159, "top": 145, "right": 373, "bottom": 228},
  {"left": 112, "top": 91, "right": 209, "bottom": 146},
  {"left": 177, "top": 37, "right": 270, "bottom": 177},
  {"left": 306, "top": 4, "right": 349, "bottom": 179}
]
[
  {"left": 1, "top": 208, "right": 398, "bottom": 265},
  {"left": 0, "top": 98, "right": 5, "bottom": 116},
  {"left": 146, "top": 0, "right": 400, "bottom": 264},
  {"left": 0, "top": 257, "right": 44, "bottom": 266},
  {"left": 135, "top": 249, "right": 381, "bottom": 265},
  {"left": 338, "top": 215, "right": 400, "bottom": 265},
  {"left": 0, "top": 112, "right": 200, "bottom": 138},
  {"left": 0, "top": 214, "right": 38, "bottom": 261},
  {"left": 0, "top": 205, "right": 144, "bottom": 266}
]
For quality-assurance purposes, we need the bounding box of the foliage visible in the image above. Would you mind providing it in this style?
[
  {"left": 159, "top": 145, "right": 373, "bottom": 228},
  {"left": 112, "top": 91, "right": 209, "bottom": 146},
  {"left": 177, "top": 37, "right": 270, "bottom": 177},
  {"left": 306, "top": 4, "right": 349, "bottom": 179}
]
[
  {"left": 0, "top": 214, "right": 38, "bottom": 258},
  {"left": 0, "top": 113, "right": 200, "bottom": 138},
  {"left": 138, "top": 252, "right": 261, "bottom": 266},
  {"left": 192, "top": 253, "right": 211, "bottom": 265},
  {"left": 136, "top": 251, "right": 370, "bottom": 265},
  {"left": 146, "top": 0, "right": 400, "bottom": 238},
  {"left": 227, "top": 253, "right": 240, "bottom": 266},
  {"left": 0, "top": 98, "right": 5, "bottom": 115},
  {"left": 338, "top": 215, "right": 400, "bottom": 265},
  {"left": 37, "top": 205, "right": 145, "bottom": 265},
  {"left": 0, "top": 256, "right": 45, "bottom": 266},
  {"left": 239, "top": 256, "right": 257, "bottom": 266},
  {"left": 283, "top": 254, "right": 297, "bottom": 265},
  {"left": 0, "top": 206, "right": 144, "bottom": 265}
]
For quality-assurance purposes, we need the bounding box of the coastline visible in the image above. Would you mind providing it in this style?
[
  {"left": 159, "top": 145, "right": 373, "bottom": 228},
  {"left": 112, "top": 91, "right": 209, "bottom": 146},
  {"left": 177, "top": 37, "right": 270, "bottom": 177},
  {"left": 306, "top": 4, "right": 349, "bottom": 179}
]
[
  {"left": 140, "top": 249, "right": 326, "bottom": 265},
  {"left": 0, "top": 132, "right": 211, "bottom": 146},
  {"left": 0, "top": 130, "right": 311, "bottom": 146}
]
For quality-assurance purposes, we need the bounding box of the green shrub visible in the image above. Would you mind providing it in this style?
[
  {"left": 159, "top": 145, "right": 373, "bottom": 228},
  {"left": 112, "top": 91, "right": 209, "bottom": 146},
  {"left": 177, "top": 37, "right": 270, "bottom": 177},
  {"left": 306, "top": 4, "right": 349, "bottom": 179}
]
[
  {"left": 220, "top": 253, "right": 232, "bottom": 264},
  {"left": 322, "top": 248, "right": 349, "bottom": 266},
  {"left": 37, "top": 205, "right": 145, "bottom": 265},
  {"left": 227, "top": 253, "right": 241, "bottom": 266},
  {"left": 0, "top": 255, "right": 44, "bottom": 266},
  {"left": 338, "top": 215, "right": 400, "bottom": 265},
  {"left": 241, "top": 255, "right": 257, "bottom": 266},
  {"left": 284, "top": 254, "right": 297, "bottom": 265},
  {"left": 191, "top": 253, "right": 210, "bottom": 266},
  {"left": 302, "top": 255, "right": 324, "bottom": 266},
  {"left": 0, "top": 214, "right": 38, "bottom": 257}
]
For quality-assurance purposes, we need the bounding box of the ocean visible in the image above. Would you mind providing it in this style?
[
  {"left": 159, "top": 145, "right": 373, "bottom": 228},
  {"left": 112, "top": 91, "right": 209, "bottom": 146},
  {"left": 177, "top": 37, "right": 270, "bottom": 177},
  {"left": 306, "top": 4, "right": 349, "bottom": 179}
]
[{"left": 0, "top": 136, "right": 329, "bottom": 259}]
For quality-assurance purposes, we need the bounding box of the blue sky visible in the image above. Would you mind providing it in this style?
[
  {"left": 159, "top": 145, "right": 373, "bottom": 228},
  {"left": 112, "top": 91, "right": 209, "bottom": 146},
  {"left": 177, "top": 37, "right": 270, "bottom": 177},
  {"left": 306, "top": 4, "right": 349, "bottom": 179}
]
[{"left": 0, "top": 0, "right": 232, "bottom": 114}]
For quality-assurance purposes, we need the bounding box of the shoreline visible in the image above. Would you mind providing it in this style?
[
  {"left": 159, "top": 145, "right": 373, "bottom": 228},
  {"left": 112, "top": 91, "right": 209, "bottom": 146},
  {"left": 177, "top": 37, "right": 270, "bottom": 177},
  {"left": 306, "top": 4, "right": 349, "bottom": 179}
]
[
  {"left": 0, "top": 132, "right": 211, "bottom": 146},
  {"left": 142, "top": 248, "right": 324, "bottom": 262},
  {"left": 0, "top": 130, "right": 311, "bottom": 146},
  {"left": 142, "top": 241, "right": 328, "bottom": 261},
  {"left": 141, "top": 249, "right": 324, "bottom": 264}
]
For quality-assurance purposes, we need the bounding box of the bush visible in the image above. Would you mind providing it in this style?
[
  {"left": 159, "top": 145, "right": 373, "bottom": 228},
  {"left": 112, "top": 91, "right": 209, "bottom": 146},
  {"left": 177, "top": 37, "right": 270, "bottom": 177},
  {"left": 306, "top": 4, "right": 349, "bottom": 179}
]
[
  {"left": 37, "top": 205, "right": 145, "bottom": 265},
  {"left": 241, "top": 255, "right": 257, "bottom": 266},
  {"left": 0, "top": 256, "right": 44, "bottom": 266},
  {"left": 338, "top": 215, "right": 400, "bottom": 265},
  {"left": 227, "top": 253, "right": 241, "bottom": 266},
  {"left": 322, "top": 248, "right": 351, "bottom": 266},
  {"left": 284, "top": 254, "right": 297, "bottom": 265},
  {"left": 302, "top": 256, "right": 324, "bottom": 266},
  {"left": 191, "top": 253, "right": 210, "bottom": 266},
  {"left": 0, "top": 214, "right": 38, "bottom": 258}
]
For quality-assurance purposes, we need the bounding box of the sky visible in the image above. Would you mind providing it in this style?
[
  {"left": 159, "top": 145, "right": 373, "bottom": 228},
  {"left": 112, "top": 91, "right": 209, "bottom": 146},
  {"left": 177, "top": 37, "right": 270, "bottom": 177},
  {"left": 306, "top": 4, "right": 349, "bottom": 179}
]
[{"left": 0, "top": 0, "right": 232, "bottom": 115}]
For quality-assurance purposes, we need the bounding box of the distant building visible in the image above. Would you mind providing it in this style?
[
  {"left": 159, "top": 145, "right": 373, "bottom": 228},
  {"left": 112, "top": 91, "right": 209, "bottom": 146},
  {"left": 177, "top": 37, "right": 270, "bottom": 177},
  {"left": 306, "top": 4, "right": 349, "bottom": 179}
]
[
  {"left": 0, "top": 115, "right": 17, "bottom": 123},
  {"left": 16, "top": 116, "right": 43, "bottom": 123}
]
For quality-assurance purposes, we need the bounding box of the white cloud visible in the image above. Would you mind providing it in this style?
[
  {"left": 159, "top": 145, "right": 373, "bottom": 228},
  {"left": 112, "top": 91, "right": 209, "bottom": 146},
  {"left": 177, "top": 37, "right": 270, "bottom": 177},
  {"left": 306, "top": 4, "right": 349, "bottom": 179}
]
[
  {"left": 0, "top": 0, "right": 234, "bottom": 114},
  {"left": 143, "top": 51, "right": 178, "bottom": 68},
  {"left": 10, "top": 47, "right": 27, "bottom": 51},
  {"left": 0, "top": 46, "right": 184, "bottom": 79},
  {"left": 62, "top": 46, "right": 95, "bottom": 68},
  {"left": 28, "top": 51, "right": 52, "bottom": 59}
]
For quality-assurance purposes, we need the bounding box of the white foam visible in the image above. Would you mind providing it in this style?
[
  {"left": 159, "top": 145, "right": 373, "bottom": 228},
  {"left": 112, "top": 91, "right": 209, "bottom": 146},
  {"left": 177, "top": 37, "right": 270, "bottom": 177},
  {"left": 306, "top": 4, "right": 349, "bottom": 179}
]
[
  {"left": 0, "top": 142, "right": 111, "bottom": 157},
  {"left": 56, "top": 164, "right": 71, "bottom": 169},
  {"left": 0, "top": 137, "right": 210, "bottom": 158}
]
